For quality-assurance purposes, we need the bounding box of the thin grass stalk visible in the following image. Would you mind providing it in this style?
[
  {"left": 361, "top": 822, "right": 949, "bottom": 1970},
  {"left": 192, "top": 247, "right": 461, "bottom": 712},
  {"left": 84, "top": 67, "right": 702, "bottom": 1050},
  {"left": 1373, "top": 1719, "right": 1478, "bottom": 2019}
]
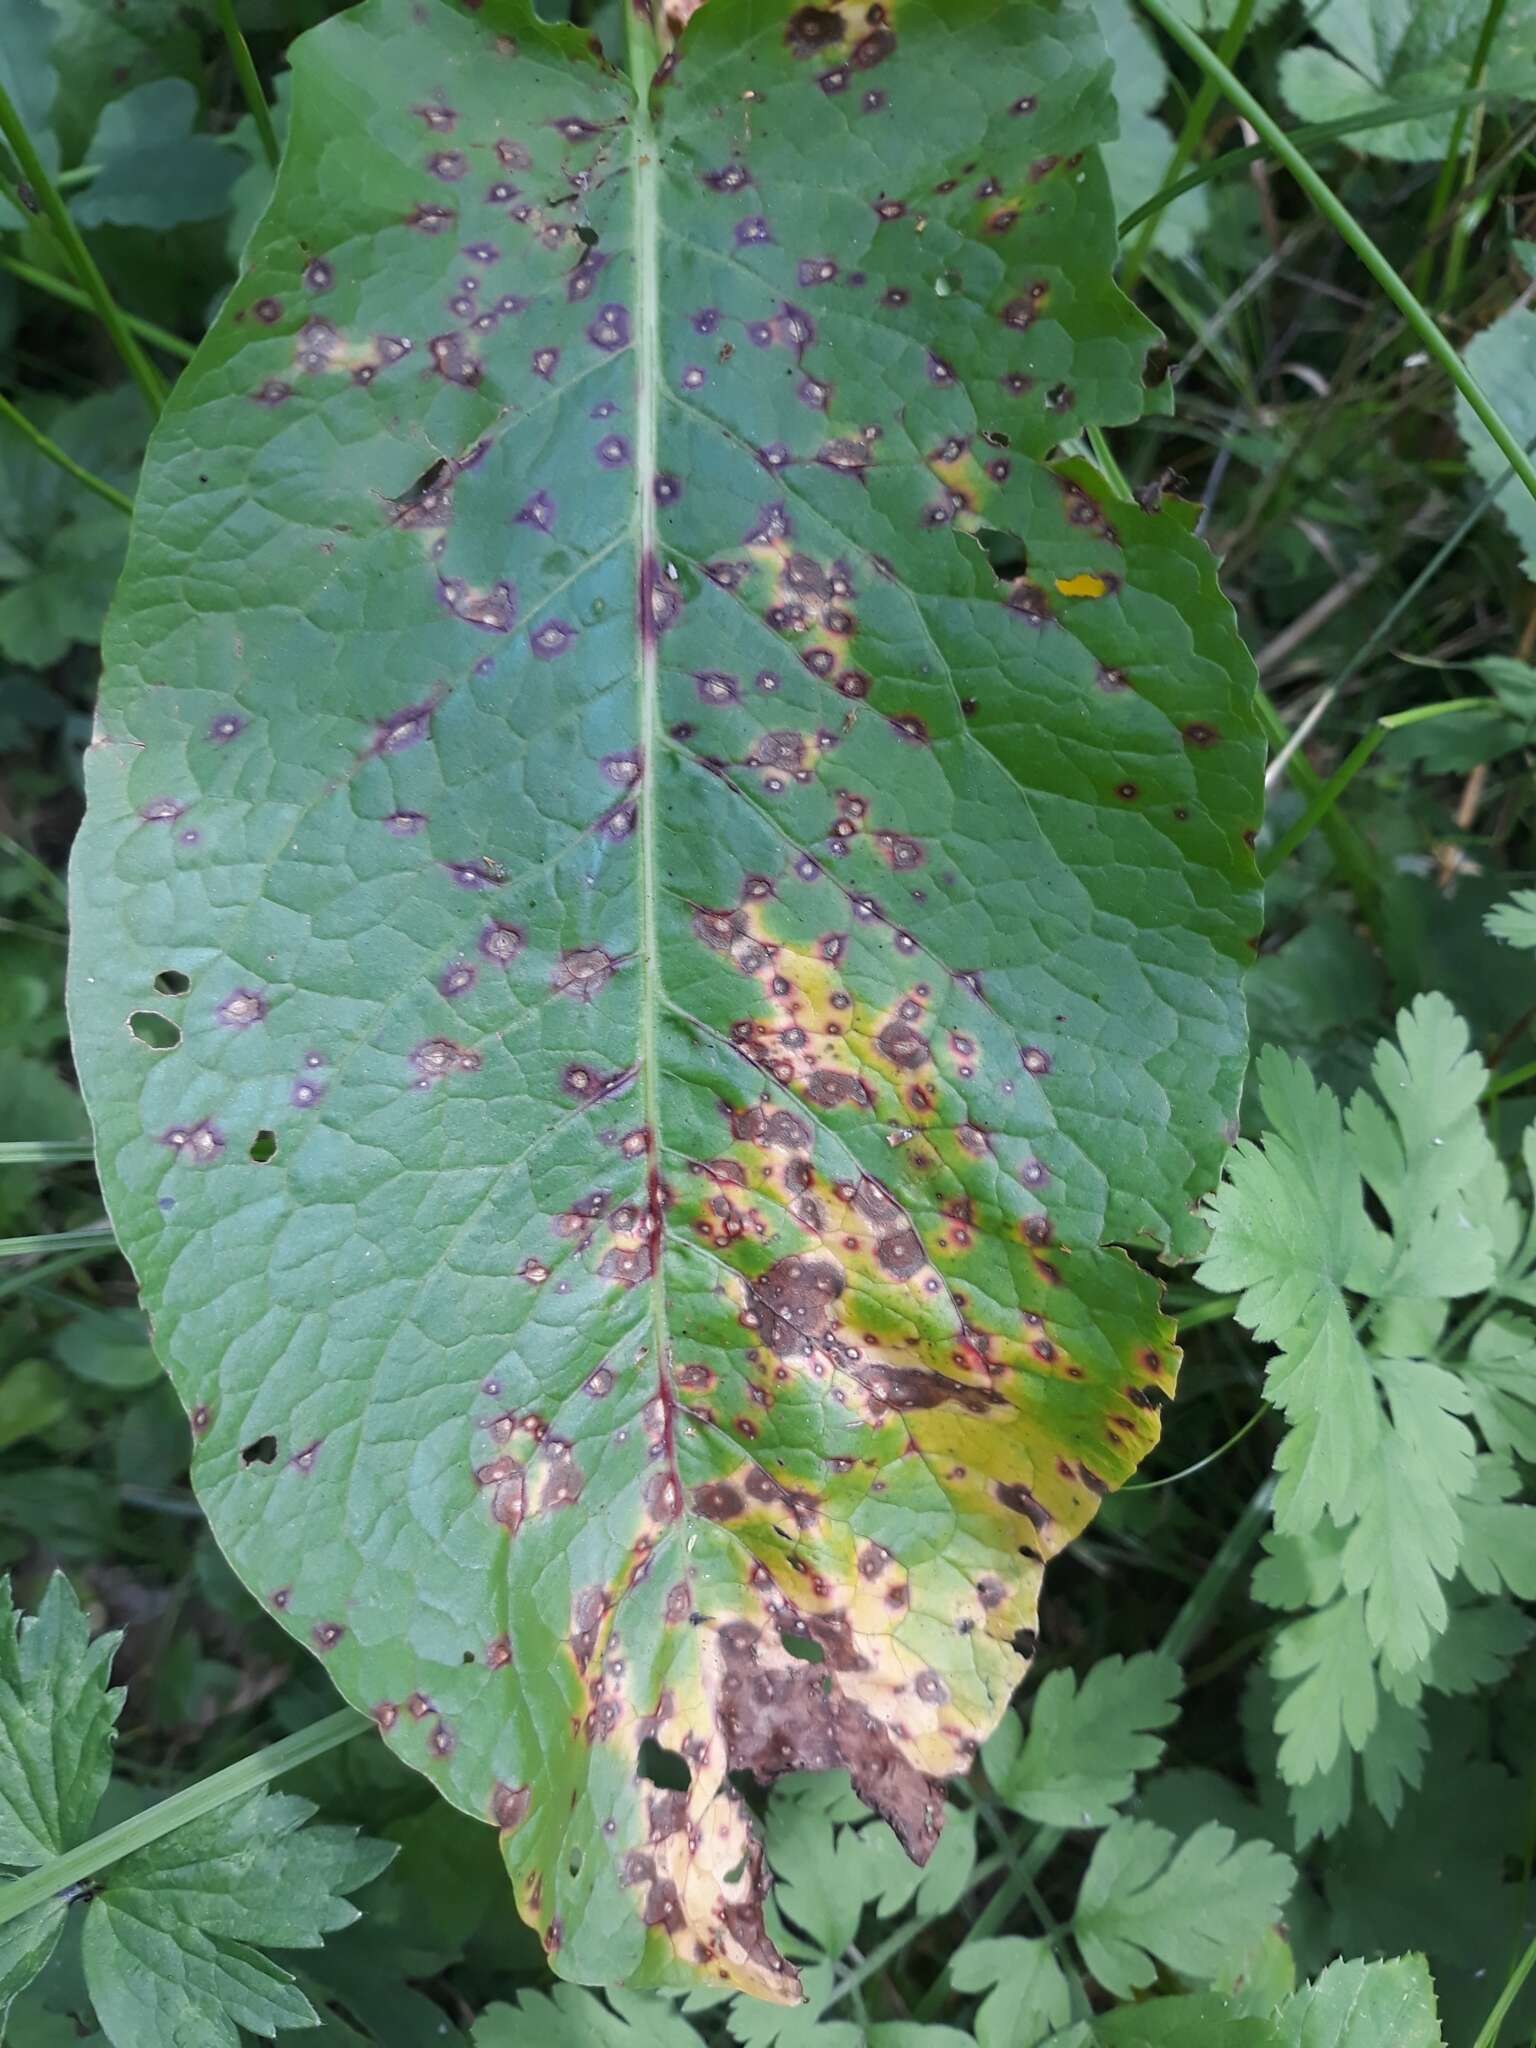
[
  {"left": 0, "top": 254, "right": 195, "bottom": 362},
  {"left": 1121, "top": 0, "right": 1259, "bottom": 290},
  {"left": 212, "top": 0, "right": 280, "bottom": 172},
  {"left": 0, "top": 79, "right": 167, "bottom": 415},
  {"left": 1134, "top": 0, "right": 1536, "bottom": 517},
  {"left": 0, "top": 391, "right": 135, "bottom": 515}
]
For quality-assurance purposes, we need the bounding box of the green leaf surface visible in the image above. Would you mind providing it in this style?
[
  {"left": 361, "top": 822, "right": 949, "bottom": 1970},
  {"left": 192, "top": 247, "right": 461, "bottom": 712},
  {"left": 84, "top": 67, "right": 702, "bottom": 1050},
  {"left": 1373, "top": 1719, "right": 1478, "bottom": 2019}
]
[
  {"left": 473, "top": 1979, "right": 708, "bottom": 2045},
  {"left": 69, "top": 0, "right": 1261, "bottom": 1999},
  {"left": 53, "top": 1307, "right": 163, "bottom": 1391},
  {"left": 79, "top": 1790, "right": 394, "bottom": 2048},
  {"left": 71, "top": 80, "right": 242, "bottom": 230},
  {"left": 0, "top": 0, "right": 60, "bottom": 231},
  {"left": 0, "top": 389, "right": 150, "bottom": 669},
  {"left": 950, "top": 1934, "right": 1071, "bottom": 2048},
  {"left": 982, "top": 1651, "right": 1181, "bottom": 1827},
  {"left": 1275, "top": 1953, "right": 1443, "bottom": 2047},
  {"left": 1072, "top": 1818, "right": 1295, "bottom": 1999},
  {"left": 1455, "top": 306, "right": 1536, "bottom": 576},
  {"left": 0, "top": 1574, "right": 122, "bottom": 2021},
  {"left": 1090, "top": 0, "right": 1207, "bottom": 260},
  {"left": 1279, "top": 0, "right": 1536, "bottom": 160},
  {"left": 0, "top": 1574, "right": 122, "bottom": 1870},
  {"left": 1485, "top": 889, "right": 1536, "bottom": 952}
]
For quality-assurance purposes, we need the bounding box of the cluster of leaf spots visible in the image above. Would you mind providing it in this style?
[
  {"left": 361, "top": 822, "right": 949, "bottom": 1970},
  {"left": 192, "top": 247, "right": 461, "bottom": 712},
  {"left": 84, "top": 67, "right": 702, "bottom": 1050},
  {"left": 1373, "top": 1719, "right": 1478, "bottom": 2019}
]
[{"left": 69, "top": 0, "right": 1261, "bottom": 2007}]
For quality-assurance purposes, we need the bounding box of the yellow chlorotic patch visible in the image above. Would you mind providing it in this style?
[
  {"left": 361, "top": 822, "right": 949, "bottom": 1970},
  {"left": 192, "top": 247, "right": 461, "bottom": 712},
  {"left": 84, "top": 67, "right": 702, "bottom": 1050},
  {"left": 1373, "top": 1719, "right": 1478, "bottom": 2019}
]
[{"left": 1054, "top": 573, "right": 1108, "bottom": 599}]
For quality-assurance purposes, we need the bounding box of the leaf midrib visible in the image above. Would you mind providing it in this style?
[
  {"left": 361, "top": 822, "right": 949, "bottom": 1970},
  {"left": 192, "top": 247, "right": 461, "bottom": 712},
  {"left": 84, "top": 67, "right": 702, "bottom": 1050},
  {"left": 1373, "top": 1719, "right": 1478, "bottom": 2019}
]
[{"left": 628, "top": 46, "right": 679, "bottom": 1509}]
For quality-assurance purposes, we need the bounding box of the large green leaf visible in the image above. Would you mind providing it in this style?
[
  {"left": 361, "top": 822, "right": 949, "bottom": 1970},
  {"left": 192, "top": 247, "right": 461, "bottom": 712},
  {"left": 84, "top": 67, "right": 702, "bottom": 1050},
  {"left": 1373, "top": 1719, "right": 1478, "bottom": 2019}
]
[
  {"left": 1279, "top": 0, "right": 1536, "bottom": 161},
  {"left": 69, "top": 0, "right": 1261, "bottom": 2001}
]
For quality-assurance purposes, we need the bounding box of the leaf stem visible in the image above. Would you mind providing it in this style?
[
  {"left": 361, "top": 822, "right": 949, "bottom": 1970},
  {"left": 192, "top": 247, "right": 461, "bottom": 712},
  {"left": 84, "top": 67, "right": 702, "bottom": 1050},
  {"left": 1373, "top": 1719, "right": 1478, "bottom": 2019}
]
[
  {"left": 0, "top": 1141, "right": 96, "bottom": 1165},
  {"left": 1160, "top": 1476, "right": 1275, "bottom": 1664},
  {"left": 1116, "top": 90, "right": 1505, "bottom": 238},
  {"left": 1472, "top": 1927, "right": 1536, "bottom": 2048},
  {"left": 1120, "top": 0, "right": 1258, "bottom": 290},
  {"left": 212, "top": 0, "right": 280, "bottom": 173},
  {"left": 0, "top": 82, "right": 167, "bottom": 416},
  {"left": 0, "top": 253, "right": 196, "bottom": 362},
  {"left": 1417, "top": 0, "right": 1509, "bottom": 301},
  {"left": 0, "top": 1245, "right": 112, "bottom": 1309},
  {"left": 1121, "top": 1401, "right": 1271, "bottom": 1493},
  {"left": 0, "top": 391, "right": 135, "bottom": 516},
  {"left": 0, "top": 1223, "right": 117, "bottom": 1258},
  {"left": 1485, "top": 1057, "right": 1536, "bottom": 1103},
  {"left": 1260, "top": 697, "right": 1490, "bottom": 877},
  {"left": 0, "top": 1708, "right": 365, "bottom": 1932},
  {"left": 1133, "top": 0, "right": 1536, "bottom": 518}
]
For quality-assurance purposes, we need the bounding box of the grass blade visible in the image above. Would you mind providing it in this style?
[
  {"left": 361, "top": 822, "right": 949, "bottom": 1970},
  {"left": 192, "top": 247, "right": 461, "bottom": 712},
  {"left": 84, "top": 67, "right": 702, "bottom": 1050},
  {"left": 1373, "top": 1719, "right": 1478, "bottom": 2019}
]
[
  {"left": 0, "top": 391, "right": 135, "bottom": 516},
  {"left": 1134, "top": 0, "right": 1536, "bottom": 516},
  {"left": 0, "top": 78, "right": 167, "bottom": 415}
]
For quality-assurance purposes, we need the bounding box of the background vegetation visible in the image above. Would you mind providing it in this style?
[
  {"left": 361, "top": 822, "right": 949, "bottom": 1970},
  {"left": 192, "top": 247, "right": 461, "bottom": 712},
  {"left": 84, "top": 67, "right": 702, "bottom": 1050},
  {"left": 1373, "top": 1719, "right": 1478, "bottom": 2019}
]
[{"left": 1, "top": 0, "right": 1534, "bottom": 2041}]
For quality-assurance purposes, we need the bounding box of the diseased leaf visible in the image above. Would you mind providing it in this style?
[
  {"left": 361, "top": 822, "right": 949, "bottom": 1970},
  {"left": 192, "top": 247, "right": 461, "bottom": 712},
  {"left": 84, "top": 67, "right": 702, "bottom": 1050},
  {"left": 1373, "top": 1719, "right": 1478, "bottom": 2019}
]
[
  {"left": 68, "top": 0, "right": 1262, "bottom": 2000},
  {"left": 982, "top": 1651, "right": 1181, "bottom": 1827},
  {"left": 1072, "top": 1818, "right": 1295, "bottom": 2000}
]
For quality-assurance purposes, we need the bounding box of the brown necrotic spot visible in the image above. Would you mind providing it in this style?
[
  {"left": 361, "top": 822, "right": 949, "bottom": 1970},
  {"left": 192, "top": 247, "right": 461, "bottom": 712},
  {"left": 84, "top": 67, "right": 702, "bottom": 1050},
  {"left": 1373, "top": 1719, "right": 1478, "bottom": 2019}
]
[
  {"left": 747, "top": 1255, "right": 844, "bottom": 1357},
  {"left": 804, "top": 1069, "right": 872, "bottom": 1110},
  {"left": 877, "top": 1020, "right": 930, "bottom": 1070},
  {"left": 996, "top": 1482, "right": 1050, "bottom": 1529},
  {"left": 410, "top": 1037, "right": 482, "bottom": 1084},
  {"left": 492, "top": 1782, "right": 531, "bottom": 1831},
  {"left": 479, "top": 922, "right": 523, "bottom": 965},
  {"left": 552, "top": 949, "right": 616, "bottom": 1002},
  {"left": 312, "top": 1621, "right": 345, "bottom": 1650},
  {"left": 786, "top": 5, "right": 843, "bottom": 56},
  {"left": 161, "top": 1120, "right": 224, "bottom": 1166},
  {"left": 692, "top": 1481, "right": 745, "bottom": 1521},
  {"left": 731, "top": 1103, "right": 812, "bottom": 1150},
  {"left": 373, "top": 701, "right": 434, "bottom": 753},
  {"left": 440, "top": 576, "right": 514, "bottom": 630},
  {"left": 876, "top": 1228, "right": 925, "bottom": 1278},
  {"left": 530, "top": 619, "right": 576, "bottom": 659},
  {"left": 215, "top": 988, "right": 266, "bottom": 1029}
]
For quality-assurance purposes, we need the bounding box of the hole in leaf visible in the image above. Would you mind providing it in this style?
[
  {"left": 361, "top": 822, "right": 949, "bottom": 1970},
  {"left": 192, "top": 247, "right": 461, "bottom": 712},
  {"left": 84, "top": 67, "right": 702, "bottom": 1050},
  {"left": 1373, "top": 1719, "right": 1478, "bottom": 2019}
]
[
  {"left": 977, "top": 528, "right": 1025, "bottom": 578},
  {"left": 249, "top": 1130, "right": 278, "bottom": 1163},
  {"left": 575, "top": 223, "right": 599, "bottom": 248},
  {"left": 779, "top": 1627, "right": 824, "bottom": 1665},
  {"left": 462, "top": 1650, "right": 475, "bottom": 1665},
  {"left": 153, "top": 969, "right": 189, "bottom": 996},
  {"left": 241, "top": 1435, "right": 277, "bottom": 1466},
  {"left": 568, "top": 1847, "right": 583, "bottom": 1877},
  {"left": 723, "top": 1855, "right": 748, "bottom": 1885},
  {"left": 128, "top": 1010, "right": 180, "bottom": 1050},
  {"left": 636, "top": 1738, "right": 690, "bottom": 1791}
]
